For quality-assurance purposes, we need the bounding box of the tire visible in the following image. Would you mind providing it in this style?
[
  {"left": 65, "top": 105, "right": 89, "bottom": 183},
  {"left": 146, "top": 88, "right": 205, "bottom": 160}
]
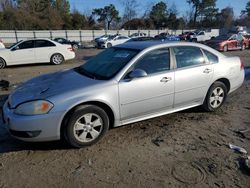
[
  {"left": 241, "top": 44, "right": 246, "bottom": 51},
  {"left": 0, "top": 57, "right": 6, "bottom": 69},
  {"left": 191, "top": 38, "right": 197, "bottom": 42},
  {"left": 223, "top": 45, "right": 228, "bottom": 52},
  {"left": 64, "top": 105, "right": 109, "bottom": 148},
  {"left": 202, "top": 81, "right": 228, "bottom": 112},
  {"left": 107, "top": 43, "right": 112, "bottom": 48},
  {"left": 72, "top": 44, "right": 78, "bottom": 51},
  {"left": 51, "top": 53, "right": 64, "bottom": 65}
]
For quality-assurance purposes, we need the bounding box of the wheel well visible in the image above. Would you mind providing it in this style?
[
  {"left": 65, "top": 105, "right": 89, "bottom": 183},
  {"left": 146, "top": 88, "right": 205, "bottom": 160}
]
[
  {"left": 0, "top": 57, "right": 6, "bottom": 63},
  {"left": 0, "top": 57, "right": 6, "bottom": 67},
  {"left": 215, "top": 78, "right": 230, "bottom": 92},
  {"left": 60, "top": 101, "right": 115, "bottom": 138}
]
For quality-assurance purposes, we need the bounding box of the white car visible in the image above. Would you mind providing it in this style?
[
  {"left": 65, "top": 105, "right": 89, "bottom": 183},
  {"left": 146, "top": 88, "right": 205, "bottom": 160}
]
[
  {"left": 103, "top": 35, "right": 130, "bottom": 48},
  {"left": 0, "top": 39, "right": 75, "bottom": 69},
  {"left": 190, "top": 30, "right": 218, "bottom": 42}
]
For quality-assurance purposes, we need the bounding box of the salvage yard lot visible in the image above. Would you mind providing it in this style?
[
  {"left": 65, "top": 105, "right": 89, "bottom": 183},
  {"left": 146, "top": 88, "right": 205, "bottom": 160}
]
[{"left": 0, "top": 49, "right": 250, "bottom": 187}]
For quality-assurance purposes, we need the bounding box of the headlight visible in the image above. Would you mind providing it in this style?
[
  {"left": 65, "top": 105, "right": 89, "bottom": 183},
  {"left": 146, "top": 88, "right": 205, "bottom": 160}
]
[{"left": 14, "top": 100, "right": 54, "bottom": 115}]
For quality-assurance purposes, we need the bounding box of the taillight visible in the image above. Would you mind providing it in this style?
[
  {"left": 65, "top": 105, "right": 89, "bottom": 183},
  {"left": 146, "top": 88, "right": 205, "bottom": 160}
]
[
  {"left": 68, "top": 47, "right": 74, "bottom": 52},
  {"left": 240, "top": 59, "right": 244, "bottom": 70}
]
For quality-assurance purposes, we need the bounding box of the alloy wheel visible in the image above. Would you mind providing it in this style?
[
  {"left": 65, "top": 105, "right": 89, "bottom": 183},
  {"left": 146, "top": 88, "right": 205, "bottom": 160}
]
[
  {"left": 73, "top": 113, "right": 103, "bottom": 143},
  {"left": 209, "top": 87, "right": 224, "bottom": 108}
]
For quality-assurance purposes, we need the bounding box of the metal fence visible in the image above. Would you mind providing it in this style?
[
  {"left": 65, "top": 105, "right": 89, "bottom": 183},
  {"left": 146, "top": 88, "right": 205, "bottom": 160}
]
[{"left": 0, "top": 29, "right": 202, "bottom": 44}]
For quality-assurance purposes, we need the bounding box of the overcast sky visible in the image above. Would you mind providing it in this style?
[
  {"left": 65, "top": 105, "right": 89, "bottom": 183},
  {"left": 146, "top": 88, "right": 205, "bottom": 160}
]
[{"left": 68, "top": 0, "right": 248, "bottom": 17}]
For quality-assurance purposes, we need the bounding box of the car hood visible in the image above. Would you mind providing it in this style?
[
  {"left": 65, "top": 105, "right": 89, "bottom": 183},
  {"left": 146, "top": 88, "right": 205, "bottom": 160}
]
[{"left": 8, "top": 69, "right": 99, "bottom": 108}]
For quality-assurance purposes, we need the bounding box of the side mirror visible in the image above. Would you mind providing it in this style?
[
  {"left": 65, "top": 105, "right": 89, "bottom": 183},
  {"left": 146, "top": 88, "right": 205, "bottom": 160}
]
[{"left": 129, "top": 69, "right": 147, "bottom": 79}]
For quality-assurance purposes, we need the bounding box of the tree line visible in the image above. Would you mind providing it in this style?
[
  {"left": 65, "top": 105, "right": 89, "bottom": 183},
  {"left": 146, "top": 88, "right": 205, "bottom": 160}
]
[{"left": 0, "top": 0, "right": 250, "bottom": 30}]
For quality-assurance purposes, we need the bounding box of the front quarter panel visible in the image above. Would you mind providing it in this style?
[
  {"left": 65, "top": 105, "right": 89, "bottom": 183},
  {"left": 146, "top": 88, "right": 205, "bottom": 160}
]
[{"left": 47, "top": 81, "right": 120, "bottom": 138}]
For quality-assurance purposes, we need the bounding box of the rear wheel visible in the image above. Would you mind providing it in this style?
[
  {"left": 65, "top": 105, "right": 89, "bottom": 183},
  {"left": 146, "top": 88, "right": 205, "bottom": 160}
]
[
  {"left": 202, "top": 81, "right": 228, "bottom": 112},
  {"left": 64, "top": 105, "right": 109, "bottom": 148},
  {"left": 51, "top": 53, "right": 64, "bottom": 65},
  {"left": 0, "top": 58, "right": 6, "bottom": 69}
]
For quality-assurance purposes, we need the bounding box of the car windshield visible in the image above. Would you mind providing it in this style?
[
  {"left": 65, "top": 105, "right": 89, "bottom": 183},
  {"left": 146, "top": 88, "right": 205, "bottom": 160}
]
[
  {"left": 7, "top": 41, "right": 22, "bottom": 49},
  {"left": 78, "top": 48, "right": 139, "bottom": 80}
]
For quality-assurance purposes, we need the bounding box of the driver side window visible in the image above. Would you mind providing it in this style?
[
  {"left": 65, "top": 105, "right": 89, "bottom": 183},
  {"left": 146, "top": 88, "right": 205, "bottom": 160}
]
[
  {"left": 134, "top": 48, "right": 170, "bottom": 75},
  {"left": 17, "top": 40, "right": 34, "bottom": 50}
]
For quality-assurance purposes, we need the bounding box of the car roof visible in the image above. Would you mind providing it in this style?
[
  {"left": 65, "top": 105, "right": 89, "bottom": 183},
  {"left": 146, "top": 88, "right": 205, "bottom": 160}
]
[{"left": 115, "top": 41, "right": 225, "bottom": 57}]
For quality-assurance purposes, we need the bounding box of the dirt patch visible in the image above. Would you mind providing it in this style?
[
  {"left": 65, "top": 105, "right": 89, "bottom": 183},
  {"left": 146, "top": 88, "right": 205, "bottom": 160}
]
[{"left": 0, "top": 49, "right": 250, "bottom": 187}]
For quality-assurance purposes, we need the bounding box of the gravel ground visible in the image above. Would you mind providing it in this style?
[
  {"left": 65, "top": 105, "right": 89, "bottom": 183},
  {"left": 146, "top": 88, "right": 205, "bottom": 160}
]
[{"left": 0, "top": 49, "right": 250, "bottom": 188}]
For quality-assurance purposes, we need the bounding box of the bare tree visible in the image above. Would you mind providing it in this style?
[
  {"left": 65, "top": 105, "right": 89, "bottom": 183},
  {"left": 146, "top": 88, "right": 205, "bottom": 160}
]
[{"left": 121, "top": 0, "right": 138, "bottom": 22}]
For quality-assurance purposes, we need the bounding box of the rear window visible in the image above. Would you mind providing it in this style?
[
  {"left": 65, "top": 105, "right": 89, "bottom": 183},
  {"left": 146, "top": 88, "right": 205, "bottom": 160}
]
[
  {"left": 203, "top": 50, "right": 218, "bottom": 64},
  {"left": 35, "top": 40, "right": 56, "bottom": 48},
  {"left": 173, "top": 46, "right": 205, "bottom": 68}
]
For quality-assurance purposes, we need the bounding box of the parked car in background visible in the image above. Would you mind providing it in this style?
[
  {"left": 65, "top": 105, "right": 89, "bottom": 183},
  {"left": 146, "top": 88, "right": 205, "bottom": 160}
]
[
  {"left": 95, "top": 34, "right": 120, "bottom": 48},
  {"left": 0, "top": 39, "right": 75, "bottom": 68},
  {"left": 206, "top": 33, "right": 249, "bottom": 52},
  {"left": 154, "top": 32, "right": 169, "bottom": 39},
  {"left": 54, "top": 38, "right": 82, "bottom": 51},
  {"left": 0, "top": 39, "right": 5, "bottom": 49},
  {"left": 179, "top": 31, "right": 190, "bottom": 40},
  {"left": 155, "top": 35, "right": 180, "bottom": 41},
  {"left": 189, "top": 30, "right": 218, "bottom": 42},
  {"left": 2, "top": 41, "right": 244, "bottom": 147},
  {"left": 94, "top": 34, "right": 113, "bottom": 43},
  {"left": 129, "top": 32, "right": 147, "bottom": 38},
  {"left": 98, "top": 35, "right": 130, "bottom": 48},
  {"left": 126, "top": 36, "right": 154, "bottom": 42}
]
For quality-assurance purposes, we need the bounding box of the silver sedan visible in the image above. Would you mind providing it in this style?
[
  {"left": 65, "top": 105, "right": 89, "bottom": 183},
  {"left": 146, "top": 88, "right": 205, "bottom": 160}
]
[{"left": 2, "top": 41, "right": 245, "bottom": 147}]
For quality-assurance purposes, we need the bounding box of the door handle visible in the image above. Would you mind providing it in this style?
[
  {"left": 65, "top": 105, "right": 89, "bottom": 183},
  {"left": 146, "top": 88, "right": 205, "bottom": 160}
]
[
  {"left": 203, "top": 68, "right": 212, "bottom": 74},
  {"left": 160, "top": 77, "right": 172, "bottom": 82}
]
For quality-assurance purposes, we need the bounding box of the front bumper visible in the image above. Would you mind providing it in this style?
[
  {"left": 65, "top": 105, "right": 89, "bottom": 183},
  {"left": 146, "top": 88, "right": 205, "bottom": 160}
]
[{"left": 2, "top": 101, "right": 64, "bottom": 142}]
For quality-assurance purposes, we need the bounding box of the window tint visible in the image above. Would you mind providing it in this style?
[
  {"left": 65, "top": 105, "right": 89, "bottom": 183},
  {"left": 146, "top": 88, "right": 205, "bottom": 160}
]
[
  {"left": 173, "top": 46, "right": 205, "bottom": 68},
  {"left": 203, "top": 50, "right": 218, "bottom": 64},
  {"left": 118, "top": 36, "right": 128, "bottom": 40},
  {"left": 18, "top": 40, "right": 34, "bottom": 49},
  {"left": 134, "top": 48, "right": 170, "bottom": 75},
  {"left": 35, "top": 40, "right": 56, "bottom": 48}
]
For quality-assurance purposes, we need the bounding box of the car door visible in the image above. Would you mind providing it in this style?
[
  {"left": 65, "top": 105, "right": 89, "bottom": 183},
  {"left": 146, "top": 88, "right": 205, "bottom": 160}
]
[
  {"left": 173, "top": 46, "right": 213, "bottom": 108},
  {"left": 119, "top": 48, "right": 174, "bottom": 121},
  {"left": 228, "top": 35, "right": 237, "bottom": 50},
  {"left": 198, "top": 31, "right": 205, "bottom": 41},
  {"left": 34, "top": 40, "right": 56, "bottom": 63},
  {"left": 9, "top": 40, "right": 35, "bottom": 65},
  {"left": 114, "top": 36, "right": 128, "bottom": 46}
]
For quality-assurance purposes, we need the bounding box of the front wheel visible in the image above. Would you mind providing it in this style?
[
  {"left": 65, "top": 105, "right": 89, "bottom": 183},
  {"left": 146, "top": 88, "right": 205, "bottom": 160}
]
[
  {"left": 202, "top": 82, "right": 228, "bottom": 112},
  {"left": 72, "top": 44, "right": 78, "bottom": 51},
  {"left": 223, "top": 45, "right": 228, "bottom": 52},
  {"left": 64, "top": 105, "right": 109, "bottom": 148},
  {"left": 0, "top": 58, "right": 6, "bottom": 69},
  {"left": 191, "top": 38, "right": 197, "bottom": 42},
  {"left": 107, "top": 43, "right": 112, "bottom": 48},
  {"left": 241, "top": 44, "right": 246, "bottom": 51},
  {"left": 51, "top": 53, "right": 64, "bottom": 65}
]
